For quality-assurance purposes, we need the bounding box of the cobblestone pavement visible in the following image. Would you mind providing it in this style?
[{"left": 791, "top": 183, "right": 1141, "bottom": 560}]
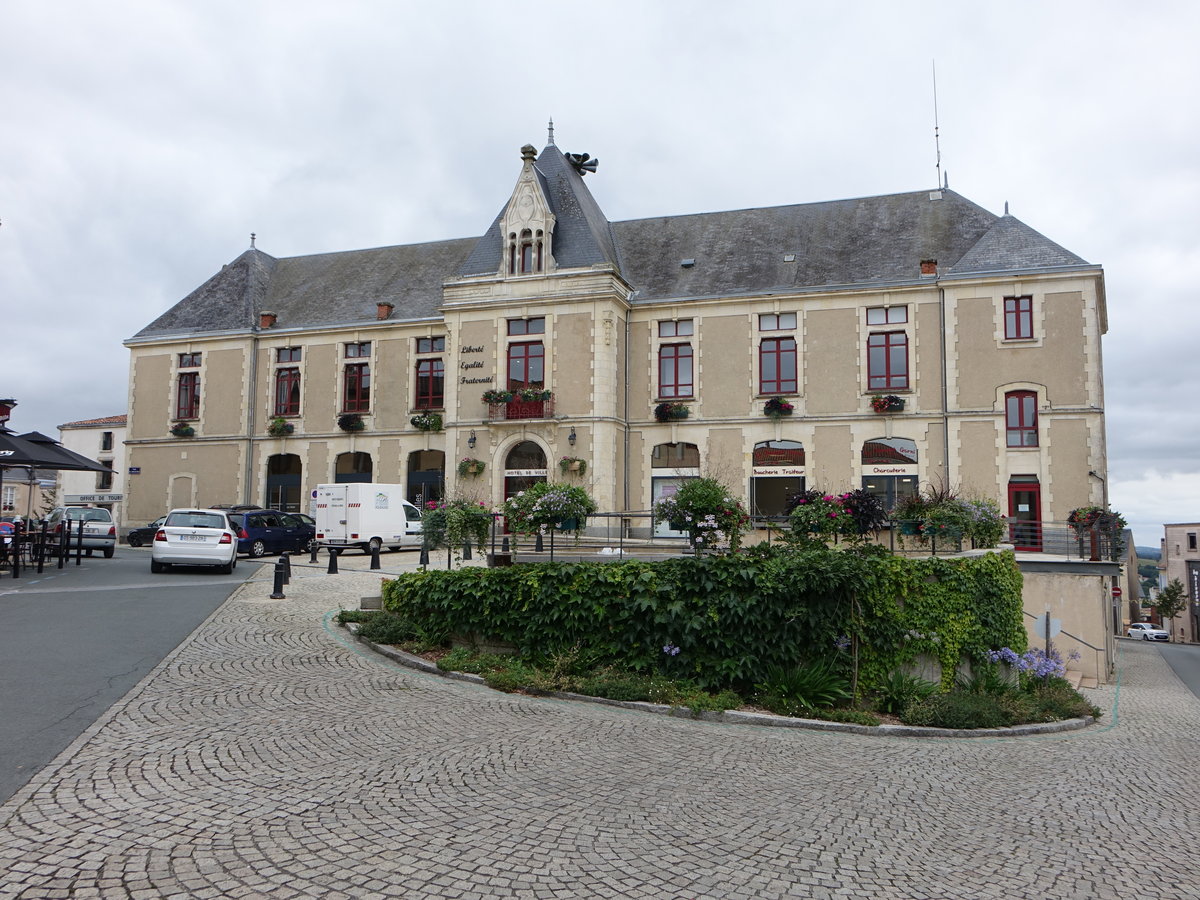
[{"left": 2, "top": 553, "right": 1199, "bottom": 899}]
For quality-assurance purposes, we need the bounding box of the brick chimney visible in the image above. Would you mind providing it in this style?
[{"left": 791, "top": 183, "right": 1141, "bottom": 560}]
[
  {"left": 919, "top": 259, "right": 938, "bottom": 276},
  {"left": 259, "top": 311, "right": 277, "bottom": 329},
  {"left": 376, "top": 301, "right": 395, "bottom": 321}
]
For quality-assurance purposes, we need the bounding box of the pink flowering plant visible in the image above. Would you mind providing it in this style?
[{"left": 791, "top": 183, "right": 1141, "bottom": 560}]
[
  {"left": 786, "top": 488, "right": 887, "bottom": 548},
  {"left": 653, "top": 477, "right": 749, "bottom": 553}
]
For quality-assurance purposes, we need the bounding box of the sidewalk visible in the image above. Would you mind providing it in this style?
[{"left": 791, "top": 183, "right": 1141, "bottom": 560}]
[{"left": 1, "top": 551, "right": 1199, "bottom": 899}]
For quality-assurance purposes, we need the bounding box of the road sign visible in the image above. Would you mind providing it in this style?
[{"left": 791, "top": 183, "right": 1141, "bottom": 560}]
[
  {"left": 1112, "top": 586, "right": 1123, "bottom": 597},
  {"left": 1032, "top": 612, "right": 1062, "bottom": 639}
]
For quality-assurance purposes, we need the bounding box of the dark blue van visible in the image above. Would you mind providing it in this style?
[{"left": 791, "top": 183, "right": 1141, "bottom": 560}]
[{"left": 227, "top": 509, "right": 316, "bottom": 558}]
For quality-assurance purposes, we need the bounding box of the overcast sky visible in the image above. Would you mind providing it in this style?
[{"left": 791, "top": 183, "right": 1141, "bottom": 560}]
[{"left": 3, "top": 1, "right": 1197, "bottom": 547}]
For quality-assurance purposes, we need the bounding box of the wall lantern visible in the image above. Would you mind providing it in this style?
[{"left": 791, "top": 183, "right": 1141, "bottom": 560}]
[
  {"left": 468, "top": 430, "right": 477, "bottom": 449},
  {"left": 568, "top": 427, "right": 577, "bottom": 447}
]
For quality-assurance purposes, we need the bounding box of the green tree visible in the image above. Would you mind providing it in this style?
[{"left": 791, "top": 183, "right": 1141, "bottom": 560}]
[{"left": 1156, "top": 579, "right": 1189, "bottom": 637}]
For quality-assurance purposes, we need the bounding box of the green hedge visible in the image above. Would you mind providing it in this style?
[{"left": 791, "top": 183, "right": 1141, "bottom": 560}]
[{"left": 380, "top": 547, "right": 1025, "bottom": 693}]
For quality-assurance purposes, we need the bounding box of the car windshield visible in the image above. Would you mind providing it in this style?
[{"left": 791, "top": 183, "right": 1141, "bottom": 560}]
[
  {"left": 68, "top": 509, "right": 112, "bottom": 522},
  {"left": 166, "top": 512, "right": 228, "bottom": 529}
]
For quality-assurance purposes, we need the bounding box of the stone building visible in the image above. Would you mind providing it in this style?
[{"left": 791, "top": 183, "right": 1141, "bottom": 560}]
[
  {"left": 123, "top": 131, "right": 1108, "bottom": 541},
  {"left": 1159, "top": 523, "right": 1200, "bottom": 642}
]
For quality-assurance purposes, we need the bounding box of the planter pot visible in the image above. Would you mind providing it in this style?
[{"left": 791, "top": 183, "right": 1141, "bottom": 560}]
[
  {"left": 568, "top": 461, "right": 581, "bottom": 472},
  {"left": 898, "top": 521, "right": 920, "bottom": 536},
  {"left": 556, "top": 518, "right": 579, "bottom": 532}
]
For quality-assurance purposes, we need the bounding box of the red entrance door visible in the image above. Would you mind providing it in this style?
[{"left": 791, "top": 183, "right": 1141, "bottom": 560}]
[{"left": 1007, "top": 480, "right": 1042, "bottom": 551}]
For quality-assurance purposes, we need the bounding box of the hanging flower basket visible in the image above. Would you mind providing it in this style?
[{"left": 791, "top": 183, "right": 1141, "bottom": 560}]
[
  {"left": 654, "top": 401, "right": 690, "bottom": 423},
  {"left": 169, "top": 422, "right": 195, "bottom": 438},
  {"left": 559, "top": 456, "right": 587, "bottom": 476},
  {"left": 410, "top": 412, "right": 443, "bottom": 432},
  {"left": 457, "top": 457, "right": 485, "bottom": 477},
  {"left": 267, "top": 416, "right": 294, "bottom": 437},
  {"left": 764, "top": 397, "right": 794, "bottom": 420},
  {"left": 337, "top": 413, "right": 366, "bottom": 432},
  {"left": 870, "top": 394, "right": 905, "bottom": 413}
]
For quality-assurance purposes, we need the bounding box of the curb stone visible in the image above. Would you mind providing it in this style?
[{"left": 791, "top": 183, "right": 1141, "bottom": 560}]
[{"left": 342, "top": 623, "right": 1096, "bottom": 739}]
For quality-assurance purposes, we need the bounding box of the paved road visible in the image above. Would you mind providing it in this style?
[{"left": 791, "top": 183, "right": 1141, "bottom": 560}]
[
  {"left": 1159, "top": 640, "right": 1200, "bottom": 699},
  {"left": 0, "top": 548, "right": 256, "bottom": 803},
  {"left": 1, "top": 555, "right": 1198, "bottom": 899}
]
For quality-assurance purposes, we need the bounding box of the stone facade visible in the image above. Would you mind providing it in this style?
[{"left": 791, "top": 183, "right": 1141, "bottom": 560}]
[
  {"left": 123, "top": 135, "right": 1108, "bottom": 534},
  {"left": 1159, "top": 523, "right": 1200, "bottom": 641}
]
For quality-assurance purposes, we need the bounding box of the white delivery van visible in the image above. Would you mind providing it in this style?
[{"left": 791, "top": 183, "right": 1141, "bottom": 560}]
[{"left": 312, "top": 483, "right": 423, "bottom": 553}]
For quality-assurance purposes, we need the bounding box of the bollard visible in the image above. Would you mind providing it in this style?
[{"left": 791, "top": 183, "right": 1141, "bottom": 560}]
[
  {"left": 37, "top": 522, "right": 47, "bottom": 574},
  {"left": 327, "top": 548, "right": 339, "bottom": 574},
  {"left": 462, "top": 541, "right": 472, "bottom": 561},
  {"left": 309, "top": 542, "right": 319, "bottom": 564},
  {"left": 269, "top": 559, "right": 287, "bottom": 599},
  {"left": 419, "top": 541, "right": 430, "bottom": 568},
  {"left": 501, "top": 536, "right": 510, "bottom": 553},
  {"left": 370, "top": 542, "right": 381, "bottom": 570},
  {"left": 280, "top": 552, "right": 291, "bottom": 584},
  {"left": 535, "top": 532, "right": 544, "bottom": 553},
  {"left": 75, "top": 518, "right": 85, "bottom": 565}
]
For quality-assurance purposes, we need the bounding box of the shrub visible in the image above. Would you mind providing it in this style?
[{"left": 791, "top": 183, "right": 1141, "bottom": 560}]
[
  {"left": 875, "top": 670, "right": 939, "bottom": 716},
  {"left": 754, "top": 659, "right": 851, "bottom": 716},
  {"left": 422, "top": 498, "right": 493, "bottom": 554},
  {"left": 653, "top": 476, "right": 749, "bottom": 551},
  {"left": 901, "top": 691, "right": 1011, "bottom": 729}
]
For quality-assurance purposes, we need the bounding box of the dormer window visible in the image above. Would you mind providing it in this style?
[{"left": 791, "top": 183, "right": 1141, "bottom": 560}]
[{"left": 510, "top": 229, "right": 544, "bottom": 275}]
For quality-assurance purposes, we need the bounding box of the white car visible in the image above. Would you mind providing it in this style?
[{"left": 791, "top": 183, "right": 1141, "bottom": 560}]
[
  {"left": 151, "top": 508, "right": 239, "bottom": 574},
  {"left": 1126, "top": 622, "right": 1169, "bottom": 641}
]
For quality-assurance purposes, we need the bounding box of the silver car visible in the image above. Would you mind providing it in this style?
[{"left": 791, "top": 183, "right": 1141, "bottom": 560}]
[
  {"left": 150, "top": 509, "right": 238, "bottom": 574},
  {"left": 46, "top": 507, "right": 117, "bottom": 558},
  {"left": 1126, "top": 622, "right": 1169, "bottom": 641}
]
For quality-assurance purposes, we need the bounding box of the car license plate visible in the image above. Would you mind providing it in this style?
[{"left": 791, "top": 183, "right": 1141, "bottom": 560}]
[{"left": 180, "top": 534, "right": 206, "bottom": 542}]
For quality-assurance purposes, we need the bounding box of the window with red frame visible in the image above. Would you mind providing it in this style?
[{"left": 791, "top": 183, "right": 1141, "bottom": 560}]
[
  {"left": 760, "top": 337, "right": 797, "bottom": 394},
  {"left": 274, "top": 367, "right": 300, "bottom": 416},
  {"left": 1005, "top": 391, "right": 1038, "bottom": 447},
  {"left": 415, "top": 359, "right": 444, "bottom": 409},
  {"left": 658, "top": 343, "right": 693, "bottom": 398},
  {"left": 176, "top": 372, "right": 200, "bottom": 419},
  {"left": 867, "top": 332, "right": 908, "bottom": 390},
  {"left": 1004, "top": 296, "right": 1034, "bottom": 340},
  {"left": 507, "top": 341, "right": 544, "bottom": 389},
  {"left": 343, "top": 363, "right": 370, "bottom": 412}
]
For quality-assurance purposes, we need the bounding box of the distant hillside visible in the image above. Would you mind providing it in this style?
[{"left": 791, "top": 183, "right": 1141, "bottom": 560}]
[{"left": 1136, "top": 546, "right": 1161, "bottom": 561}]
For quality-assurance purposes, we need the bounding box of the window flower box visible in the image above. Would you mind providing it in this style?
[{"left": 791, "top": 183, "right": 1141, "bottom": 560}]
[
  {"left": 764, "top": 397, "right": 794, "bottom": 420},
  {"left": 410, "top": 412, "right": 443, "bottom": 432},
  {"left": 488, "top": 397, "right": 555, "bottom": 421},
  {"left": 457, "top": 457, "right": 485, "bottom": 477},
  {"left": 267, "top": 416, "right": 294, "bottom": 437},
  {"left": 481, "top": 389, "right": 514, "bottom": 404},
  {"left": 559, "top": 456, "right": 587, "bottom": 476},
  {"left": 169, "top": 422, "right": 195, "bottom": 438},
  {"left": 870, "top": 394, "right": 905, "bottom": 413},
  {"left": 337, "top": 413, "right": 366, "bottom": 432},
  {"left": 654, "top": 401, "right": 690, "bottom": 423}
]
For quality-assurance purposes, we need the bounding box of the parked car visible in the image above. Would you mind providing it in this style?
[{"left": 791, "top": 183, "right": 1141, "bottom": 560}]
[
  {"left": 126, "top": 516, "right": 166, "bottom": 547},
  {"left": 226, "top": 509, "right": 316, "bottom": 558},
  {"left": 151, "top": 509, "right": 238, "bottom": 573},
  {"left": 1126, "top": 622, "right": 1169, "bottom": 641},
  {"left": 45, "top": 507, "right": 117, "bottom": 558}
]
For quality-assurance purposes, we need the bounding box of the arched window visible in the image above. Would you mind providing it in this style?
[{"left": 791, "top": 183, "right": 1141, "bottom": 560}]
[
  {"left": 752, "top": 440, "right": 804, "bottom": 467},
  {"left": 334, "top": 452, "right": 373, "bottom": 484},
  {"left": 861, "top": 437, "right": 918, "bottom": 465},
  {"left": 751, "top": 440, "right": 805, "bottom": 518},
  {"left": 1005, "top": 391, "right": 1038, "bottom": 447},
  {"left": 651, "top": 442, "right": 700, "bottom": 468},
  {"left": 860, "top": 438, "right": 917, "bottom": 512},
  {"left": 407, "top": 450, "right": 445, "bottom": 507}
]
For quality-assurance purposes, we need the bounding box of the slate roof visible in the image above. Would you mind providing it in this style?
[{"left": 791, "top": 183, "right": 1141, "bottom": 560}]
[{"left": 130, "top": 148, "right": 1096, "bottom": 341}]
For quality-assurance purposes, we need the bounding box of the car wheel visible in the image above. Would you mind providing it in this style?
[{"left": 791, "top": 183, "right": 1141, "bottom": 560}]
[
  {"left": 128, "top": 534, "right": 142, "bottom": 548},
  {"left": 85, "top": 549, "right": 93, "bottom": 557},
  {"left": 103, "top": 547, "right": 114, "bottom": 558},
  {"left": 366, "top": 537, "right": 382, "bottom": 555},
  {"left": 221, "top": 555, "right": 237, "bottom": 575},
  {"left": 151, "top": 560, "right": 166, "bottom": 574},
  {"left": 249, "top": 540, "right": 267, "bottom": 559}
]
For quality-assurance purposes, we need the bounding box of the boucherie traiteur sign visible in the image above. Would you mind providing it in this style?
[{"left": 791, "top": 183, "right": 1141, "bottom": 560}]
[{"left": 458, "top": 344, "right": 493, "bottom": 386}]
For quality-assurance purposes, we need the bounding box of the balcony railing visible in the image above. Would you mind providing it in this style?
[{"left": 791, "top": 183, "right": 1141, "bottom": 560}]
[{"left": 487, "top": 397, "right": 555, "bottom": 421}]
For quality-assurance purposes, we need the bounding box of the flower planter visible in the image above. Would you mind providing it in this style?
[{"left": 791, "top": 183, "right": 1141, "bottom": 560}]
[
  {"left": 568, "top": 461, "right": 581, "bottom": 472},
  {"left": 870, "top": 396, "right": 905, "bottom": 414},
  {"left": 170, "top": 424, "right": 195, "bottom": 438}
]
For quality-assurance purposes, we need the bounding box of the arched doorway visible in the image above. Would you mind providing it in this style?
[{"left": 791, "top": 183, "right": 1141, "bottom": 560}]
[
  {"left": 407, "top": 450, "right": 445, "bottom": 507},
  {"left": 503, "top": 441, "right": 547, "bottom": 503},
  {"left": 266, "top": 454, "right": 302, "bottom": 512},
  {"left": 335, "top": 451, "right": 373, "bottom": 484}
]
